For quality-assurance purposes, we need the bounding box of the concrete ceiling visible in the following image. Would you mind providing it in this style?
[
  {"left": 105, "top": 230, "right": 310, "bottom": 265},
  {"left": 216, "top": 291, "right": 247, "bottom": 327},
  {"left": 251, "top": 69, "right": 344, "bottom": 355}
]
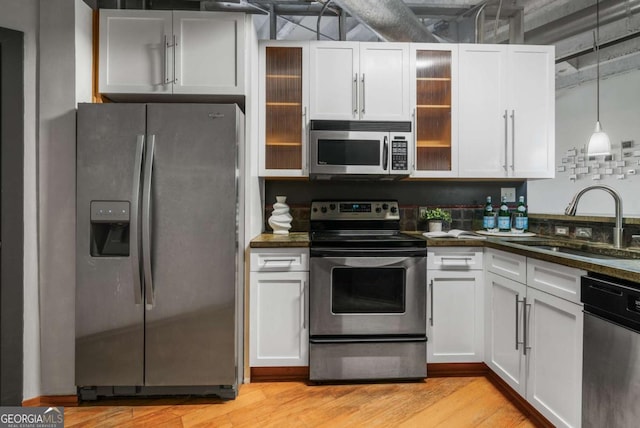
[{"left": 91, "top": 0, "right": 640, "bottom": 89}]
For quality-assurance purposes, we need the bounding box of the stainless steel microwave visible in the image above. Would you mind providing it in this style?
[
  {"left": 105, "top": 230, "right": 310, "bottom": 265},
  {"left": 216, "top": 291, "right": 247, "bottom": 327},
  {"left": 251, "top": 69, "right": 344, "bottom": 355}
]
[{"left": 309, "top": 120, "right": 413, "bottom": 179}]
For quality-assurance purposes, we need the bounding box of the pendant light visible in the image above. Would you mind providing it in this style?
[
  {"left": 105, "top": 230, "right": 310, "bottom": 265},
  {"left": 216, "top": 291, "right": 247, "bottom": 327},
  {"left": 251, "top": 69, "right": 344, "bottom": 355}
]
[{"left": 587, "top": 0, "right": 611, "bottom": 156}]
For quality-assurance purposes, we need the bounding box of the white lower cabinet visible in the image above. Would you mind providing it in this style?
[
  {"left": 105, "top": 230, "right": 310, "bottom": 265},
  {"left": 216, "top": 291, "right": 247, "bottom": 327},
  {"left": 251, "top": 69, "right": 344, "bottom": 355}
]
[
  {"left": 485, "top": 271, "right": 527, "bottom": 395},
  {"left": 485, "top": 248, "right": 585, "bottom": 428},
  {"left": 250, "top": 249, "right": 309, "bottom": 367},
  {"left": 427, "top": 248, "right": 484, "bottom": 363},
  {"left": 526, "top": 287, "right": 583, "bottom": 428}
]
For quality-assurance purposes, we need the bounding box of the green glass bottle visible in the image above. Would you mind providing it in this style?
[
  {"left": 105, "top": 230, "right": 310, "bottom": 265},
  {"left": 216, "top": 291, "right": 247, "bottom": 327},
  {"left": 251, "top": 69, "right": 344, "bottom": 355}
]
[
  {"left": 514, "top": 196, "right": 528, "bottom": 232},
  {"left": 497, "top": 196, "right": 511, "bottom": 232},
  {"left": 482, "top": 196, "right": 495, "bottom": 230}
]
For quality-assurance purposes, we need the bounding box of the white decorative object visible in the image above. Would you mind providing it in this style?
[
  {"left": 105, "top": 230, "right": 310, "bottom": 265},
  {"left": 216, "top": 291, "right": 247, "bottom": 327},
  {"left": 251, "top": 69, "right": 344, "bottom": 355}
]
[
  {"left": 268, "top": 196, "right": 292, "bottom": 235},
  {"left": 428, "top": 220, "right": 443, "bottom": 232}
]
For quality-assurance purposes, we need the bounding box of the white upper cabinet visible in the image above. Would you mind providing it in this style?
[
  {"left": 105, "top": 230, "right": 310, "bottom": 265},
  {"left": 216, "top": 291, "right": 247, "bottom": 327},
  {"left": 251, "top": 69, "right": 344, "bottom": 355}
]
[
  {"left": 359, "top": 43, "right": 411, "bottom": 121},
  {"left": 99, "top": 9, "right": 245, "bottom": 97},
  {"left": 99, "top": 10, "right": 172, "bottom": 94},
  {"left": 309, "top": 41, "right": 410, "bottom": 121},
  {"left": 507, "top": 45, "right": 555, "bottom": 178},
  {"left": 458, "top": 44, "right": 554, "bottom": 178},
  {"left": 172, "top": 11, "right": 244, "bottom": 95},
  {"left": 309, "top": 42, "right": 359, "bottom": 120}
]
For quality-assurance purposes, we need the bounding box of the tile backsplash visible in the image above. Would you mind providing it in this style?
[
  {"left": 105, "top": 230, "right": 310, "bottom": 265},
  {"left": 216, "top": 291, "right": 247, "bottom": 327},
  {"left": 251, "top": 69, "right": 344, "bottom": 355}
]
[{"left": 263, "top": 204, "right": 640, "bottom": 248}]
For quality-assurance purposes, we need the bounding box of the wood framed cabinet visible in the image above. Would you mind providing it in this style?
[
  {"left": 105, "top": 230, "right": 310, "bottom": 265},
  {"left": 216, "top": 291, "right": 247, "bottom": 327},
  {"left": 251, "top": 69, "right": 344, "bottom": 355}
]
[
  {"left": 410, "top": 44, "right": 459, "bottom": 177},
  {"left": 99, "top": 9, "right": 245, "bottom": 98},
  {"left": 258, "top": 41, "right": 308, "bottom": 177},
  {"left": 427, "top": 248, "right": 484, "bottom": 363},
  {"left": 485, "top": 249, "right": 585, "bottom": 428},
  {"left": 249, "top": 248, "right": 309, "bottom": 367},
  {"left": 458, "top": 44, "right": 554, "bottom": 178},
  {"left": 309, "top": 41, "right": 410, "bottom": 121}
]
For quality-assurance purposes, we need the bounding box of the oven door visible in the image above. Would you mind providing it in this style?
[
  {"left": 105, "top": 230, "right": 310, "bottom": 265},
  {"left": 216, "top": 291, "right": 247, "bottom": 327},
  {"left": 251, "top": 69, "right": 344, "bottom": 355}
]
[
  {"left": 309, "top": 130, "right": 389, "bottom": 176},
  {"left": 310, "top": 252, "right": 426, "bottom": 337}
]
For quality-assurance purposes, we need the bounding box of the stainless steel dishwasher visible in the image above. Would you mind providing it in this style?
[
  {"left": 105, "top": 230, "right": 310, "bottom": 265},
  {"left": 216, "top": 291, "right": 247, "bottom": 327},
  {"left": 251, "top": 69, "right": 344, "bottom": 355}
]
[{"left": 581, "top": 273, "right": 640, "bottom": 428}]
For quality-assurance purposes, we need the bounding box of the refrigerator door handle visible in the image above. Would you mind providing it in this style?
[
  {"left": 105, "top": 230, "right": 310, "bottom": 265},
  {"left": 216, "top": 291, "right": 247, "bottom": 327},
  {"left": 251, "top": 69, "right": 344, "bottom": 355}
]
[
  {"left": 131, "top": 135, "right": 145, "bottom": 305},
  {"left": 142, "top": 134, "right": 156, "bottom": 306}
]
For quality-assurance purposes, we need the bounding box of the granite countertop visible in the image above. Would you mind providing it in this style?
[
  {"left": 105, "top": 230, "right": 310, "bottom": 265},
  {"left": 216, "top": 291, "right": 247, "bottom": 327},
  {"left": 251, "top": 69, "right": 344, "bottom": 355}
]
[
  {"left": 249, "top": 231, "right": 640, "bottom": 283},
  {"left": 484, "top": 237, "right": 640, "bottom": 283},
  {"left": 249, "top": 232, "right": 310, "bottom": 248}
]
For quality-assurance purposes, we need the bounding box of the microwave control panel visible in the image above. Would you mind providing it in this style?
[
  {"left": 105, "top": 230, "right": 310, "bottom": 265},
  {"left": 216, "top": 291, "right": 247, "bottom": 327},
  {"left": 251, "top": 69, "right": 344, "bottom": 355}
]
[{"left": 391, "top": 136, "right": 408, "bottom": 171}]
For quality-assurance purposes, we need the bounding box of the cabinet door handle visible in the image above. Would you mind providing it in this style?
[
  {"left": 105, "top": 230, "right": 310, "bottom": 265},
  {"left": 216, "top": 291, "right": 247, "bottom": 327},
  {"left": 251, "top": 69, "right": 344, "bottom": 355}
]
[
  {"left": 173, "top": 34, "right": 178, "bottom": 84},
  {"left": 440, "top": 256, "right": 472, "bottom": 266},
  {"left": 301, "top": 280, "right": 307, "bottom": 330},
  {"left": 263, "top": 258, "right": 297, "bottom": 265},
  {"left": 163, "top": 35, "right": 169, "bottom": 85},
  {"left": 503, "top": 109, "right": 508, "bottom": 172},
  {"left": 523, "top": 297, "right": 532, "bottom": 355},
  {"left": 361, "top": 73, "right": 366, "bottom": 115},
  {"left": 429, "top": 279, "right": 434, "bottom": 326},
  {"left": 510, "top": 110, "right": 515, "bottom": 171},
  {"left": 303, "top": 106, "right": 308, "bottom": 174},
  {"left": 515, "top": 294, "right": 524, "bottom": 350},
  {"left": 353, "top": 73, "right": 358, "bottom": 116},
  {"left": 412, "top": 108, "right": 417, "bottom": 171}
]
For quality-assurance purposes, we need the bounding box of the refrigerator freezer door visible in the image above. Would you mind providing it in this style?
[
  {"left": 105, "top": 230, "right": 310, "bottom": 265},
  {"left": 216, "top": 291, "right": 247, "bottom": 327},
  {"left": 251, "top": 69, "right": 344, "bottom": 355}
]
[
  {"left": 144, "top": 104, "right": 239, "bottom": 386},
  {"left": 76, "top": 103, "right": 146, "bottom": 386}
]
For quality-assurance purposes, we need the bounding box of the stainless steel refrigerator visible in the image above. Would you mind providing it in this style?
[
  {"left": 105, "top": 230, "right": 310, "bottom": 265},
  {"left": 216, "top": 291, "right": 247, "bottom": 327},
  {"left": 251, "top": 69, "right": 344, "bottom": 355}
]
[{"left": 75, "top": 103, "right": 243, "bottom": 400}]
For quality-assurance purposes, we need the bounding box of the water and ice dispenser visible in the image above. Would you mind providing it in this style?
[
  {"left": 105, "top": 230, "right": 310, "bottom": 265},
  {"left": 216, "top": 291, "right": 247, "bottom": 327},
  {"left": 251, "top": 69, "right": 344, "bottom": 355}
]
[{"left": 90, "top": 201, "right": 130, "bottom": 256}]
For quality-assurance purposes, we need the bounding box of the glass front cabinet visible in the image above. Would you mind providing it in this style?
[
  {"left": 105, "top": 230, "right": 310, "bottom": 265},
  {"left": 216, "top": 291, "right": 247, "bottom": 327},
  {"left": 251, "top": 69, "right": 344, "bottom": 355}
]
[
  {"left": 410, "top": 44, "right": 458, "bottom": 177},
  {"left": 259, "top": 41, "right": 309, "bottom": 177}
]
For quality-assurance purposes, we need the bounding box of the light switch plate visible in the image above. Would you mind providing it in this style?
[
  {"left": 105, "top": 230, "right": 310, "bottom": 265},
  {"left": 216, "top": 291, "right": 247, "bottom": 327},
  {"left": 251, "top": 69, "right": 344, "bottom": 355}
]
[{"left": 501, "top": 187, "right": 516, "bottom": 203}]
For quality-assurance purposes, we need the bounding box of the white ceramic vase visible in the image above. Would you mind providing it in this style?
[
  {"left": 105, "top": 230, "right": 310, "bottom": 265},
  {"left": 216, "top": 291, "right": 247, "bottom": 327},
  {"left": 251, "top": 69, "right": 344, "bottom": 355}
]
[{"left": 268, "top": 196, "right": 292, "bottom": 235}]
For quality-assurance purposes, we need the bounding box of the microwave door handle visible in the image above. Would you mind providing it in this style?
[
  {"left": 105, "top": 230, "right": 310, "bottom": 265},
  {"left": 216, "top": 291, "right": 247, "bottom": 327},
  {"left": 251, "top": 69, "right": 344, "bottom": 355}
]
[{"left": 383, "top": 136, "right": 389, "bottom": 171}]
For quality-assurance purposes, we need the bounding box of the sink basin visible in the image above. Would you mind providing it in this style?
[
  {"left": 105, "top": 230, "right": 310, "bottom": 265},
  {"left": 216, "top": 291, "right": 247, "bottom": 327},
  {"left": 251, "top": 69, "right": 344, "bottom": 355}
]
[{"left": 503, "top": 240, "right": 640, "bottom": 260}]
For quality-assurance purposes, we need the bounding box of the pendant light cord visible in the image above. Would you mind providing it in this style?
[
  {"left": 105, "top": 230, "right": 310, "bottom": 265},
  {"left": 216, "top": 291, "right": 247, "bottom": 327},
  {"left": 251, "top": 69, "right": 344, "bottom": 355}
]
[{"left": 595, "top": 0, "right": 601, "bottom": 122}]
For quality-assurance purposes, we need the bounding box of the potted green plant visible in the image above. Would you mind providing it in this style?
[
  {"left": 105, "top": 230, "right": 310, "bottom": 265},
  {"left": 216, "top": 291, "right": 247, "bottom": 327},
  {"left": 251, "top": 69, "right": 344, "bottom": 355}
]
[{"left": 420, "top": 208, "right": 452, "bottom": 232}]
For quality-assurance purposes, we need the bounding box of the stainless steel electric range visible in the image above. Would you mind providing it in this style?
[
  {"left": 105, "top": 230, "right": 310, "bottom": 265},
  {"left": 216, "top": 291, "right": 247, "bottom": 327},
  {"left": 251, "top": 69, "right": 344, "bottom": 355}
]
[{"left": 309, "top": 200, "right": 427, "bottom": 382}]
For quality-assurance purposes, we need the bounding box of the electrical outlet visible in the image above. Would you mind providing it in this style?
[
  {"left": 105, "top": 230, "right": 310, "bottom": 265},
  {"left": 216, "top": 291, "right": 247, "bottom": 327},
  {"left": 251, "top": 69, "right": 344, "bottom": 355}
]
[
  {"left": 501, "top": 187, "right": 516, "bottom": 203},
  {"left": 555, "top": 226, "right": 569, "bottom": 236},
  {"left": 419, "top": 206, "right": 429, "bottom": 218}
]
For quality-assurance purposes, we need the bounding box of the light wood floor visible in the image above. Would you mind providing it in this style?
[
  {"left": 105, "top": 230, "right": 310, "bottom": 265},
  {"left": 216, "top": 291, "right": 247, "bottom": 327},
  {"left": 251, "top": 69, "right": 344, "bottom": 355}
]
[{"left": 64, "top": 377, "right": 536, "bottom": 427}]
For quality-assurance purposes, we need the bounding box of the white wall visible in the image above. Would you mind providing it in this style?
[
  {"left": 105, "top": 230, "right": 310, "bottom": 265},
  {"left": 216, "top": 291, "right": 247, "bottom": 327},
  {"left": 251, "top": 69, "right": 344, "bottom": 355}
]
[
  {"left": 38, "top": 0, "right": 92, "bottom": 396},
  {"left": 0, "top": 0, "right": 40, "bottom": 401},
  {"left": 528, "top": 69, "right": 640, "bottom": 217}
]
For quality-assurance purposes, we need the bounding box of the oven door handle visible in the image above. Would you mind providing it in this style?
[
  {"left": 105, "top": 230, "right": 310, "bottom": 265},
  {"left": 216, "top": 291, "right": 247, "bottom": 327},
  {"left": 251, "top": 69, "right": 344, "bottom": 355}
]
[
  {"left": 310, "top": 336, "right": 427, "bottom": 344},
  {"left": 310, "top": 248, "right": 426, "bottom": 258}
]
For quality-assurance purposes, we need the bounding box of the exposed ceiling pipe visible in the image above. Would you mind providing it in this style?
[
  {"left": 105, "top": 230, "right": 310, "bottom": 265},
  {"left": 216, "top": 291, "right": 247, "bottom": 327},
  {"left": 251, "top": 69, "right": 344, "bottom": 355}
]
[
  {"left": 526, "top": 0, "right": 640, "bottom": 45},
  {"left": 333, "top": 0, "right": 439, "bottom": 42}
]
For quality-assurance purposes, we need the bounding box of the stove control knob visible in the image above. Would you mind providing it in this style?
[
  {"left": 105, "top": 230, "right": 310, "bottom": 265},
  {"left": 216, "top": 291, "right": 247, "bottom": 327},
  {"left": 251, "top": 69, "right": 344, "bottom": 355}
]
[
  {"left": 329, "top": 203, "right": 336, "bottom": 210},
  {"left": 321, "top": 206, "right": 327, "bottom": 213},
  {"left": 382, "top": 203, "right": 389, "bottom": 210},
  {"left": 375, "top": 207, "right": 381, "bottom": 213},
  {"left": 390, "top": 206, "right": 398, "bottom": 214},
  {"left": 312, "top": 207, "right": 318, "bottom": 212}
]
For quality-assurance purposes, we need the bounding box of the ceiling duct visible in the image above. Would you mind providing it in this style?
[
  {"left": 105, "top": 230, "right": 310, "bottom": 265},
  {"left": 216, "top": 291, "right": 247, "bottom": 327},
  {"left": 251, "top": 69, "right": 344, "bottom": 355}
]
[
  {"left": 332, "top": 0, "right": 439, "bottom": 42},
  {"left": 526, "top": 0, "right": 640, "bottom": 45}
]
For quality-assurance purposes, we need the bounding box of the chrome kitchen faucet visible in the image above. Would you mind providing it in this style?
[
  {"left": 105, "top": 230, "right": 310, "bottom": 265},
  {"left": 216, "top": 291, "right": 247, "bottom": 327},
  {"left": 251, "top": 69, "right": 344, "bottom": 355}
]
[{"left": 565, "top": 185, "right": 624, "bottom": 248}]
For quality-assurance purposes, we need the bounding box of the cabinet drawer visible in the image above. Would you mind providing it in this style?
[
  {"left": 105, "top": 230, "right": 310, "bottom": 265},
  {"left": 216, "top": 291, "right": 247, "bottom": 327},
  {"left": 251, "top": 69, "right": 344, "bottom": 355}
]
[
  {"left": 250, "top": 248, "right": 309, "bottom": 272},
  {"left": 526, "top": 258, "right": 586, "bottom": 304},
  {"left": 428, "top": 248, "right": 483, "bottom": 270},
  {"left": 485, "top": 248, "right": 527, "bottom": 283}
]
